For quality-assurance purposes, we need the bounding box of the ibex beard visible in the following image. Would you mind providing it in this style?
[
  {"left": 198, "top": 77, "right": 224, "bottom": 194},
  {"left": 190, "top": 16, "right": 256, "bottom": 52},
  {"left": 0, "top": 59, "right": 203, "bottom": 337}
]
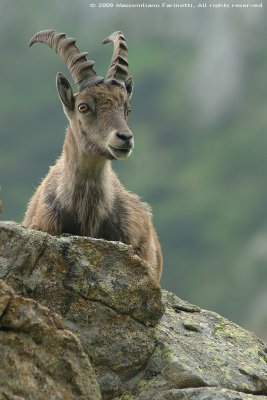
[{"left": 23, "top": 29, "right": 162, "bottom": 283}]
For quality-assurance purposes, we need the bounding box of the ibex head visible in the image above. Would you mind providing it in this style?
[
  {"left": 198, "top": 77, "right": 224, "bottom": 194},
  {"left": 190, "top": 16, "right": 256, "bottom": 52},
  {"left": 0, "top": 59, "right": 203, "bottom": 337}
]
[{"left": 29, "top": 30, "right": 134, "bottom": 160}]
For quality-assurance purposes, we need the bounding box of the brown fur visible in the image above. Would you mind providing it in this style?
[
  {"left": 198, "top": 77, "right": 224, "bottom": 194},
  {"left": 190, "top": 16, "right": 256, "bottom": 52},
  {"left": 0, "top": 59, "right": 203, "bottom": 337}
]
[{"left": 23, "top": 82, "right": 162, "bottom": 283}]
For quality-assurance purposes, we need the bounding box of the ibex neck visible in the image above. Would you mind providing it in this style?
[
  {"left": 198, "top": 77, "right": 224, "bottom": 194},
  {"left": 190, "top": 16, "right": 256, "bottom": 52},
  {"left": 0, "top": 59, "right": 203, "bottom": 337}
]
[
  {"left": 62, "top": 126, "right": 109, "bottom": 181},
  {"left": 57, "top": 127, "right": 114, "bottom": 236},
  {"left": 59, "top": 126, "right": 112, "bottom": 205}
]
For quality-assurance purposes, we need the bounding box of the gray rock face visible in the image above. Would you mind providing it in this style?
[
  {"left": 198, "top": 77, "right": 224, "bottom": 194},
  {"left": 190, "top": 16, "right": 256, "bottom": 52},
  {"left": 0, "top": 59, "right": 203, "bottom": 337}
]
[
  {"left": 1, "top": 221, "right": 267, "bottom": 400},
  {"left": 0, "top": 279, "right": 101, "bottom": 400}
]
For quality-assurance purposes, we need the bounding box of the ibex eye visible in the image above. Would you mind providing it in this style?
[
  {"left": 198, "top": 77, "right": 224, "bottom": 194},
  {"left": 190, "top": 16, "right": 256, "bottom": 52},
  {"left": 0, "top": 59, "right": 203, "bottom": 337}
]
[{"left": 78, "top": 103, "right": 89, "bottom": 113}]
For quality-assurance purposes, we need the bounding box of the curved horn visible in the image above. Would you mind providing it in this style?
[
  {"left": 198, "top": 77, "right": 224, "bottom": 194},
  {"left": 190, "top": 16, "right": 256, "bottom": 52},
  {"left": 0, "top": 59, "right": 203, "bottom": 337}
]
[
  {"left": 103, "top": 31, "right": 128, "bottom": 84},
  {"left": 29, "top": 29, "right": 103, "bottom": 90}
]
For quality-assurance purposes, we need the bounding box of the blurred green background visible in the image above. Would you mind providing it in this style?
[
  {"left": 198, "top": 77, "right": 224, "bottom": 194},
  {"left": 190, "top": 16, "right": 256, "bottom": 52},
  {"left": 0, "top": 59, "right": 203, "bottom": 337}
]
[{"left": 1, "top": 0, "right": 267, "bottom": 339}]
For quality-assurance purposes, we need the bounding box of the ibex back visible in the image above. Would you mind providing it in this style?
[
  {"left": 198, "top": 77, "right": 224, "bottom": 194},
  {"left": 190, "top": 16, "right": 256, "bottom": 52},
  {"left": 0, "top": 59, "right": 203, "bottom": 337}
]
[{"left": 23, "top": 29, "right": 162, "bottom": 283}]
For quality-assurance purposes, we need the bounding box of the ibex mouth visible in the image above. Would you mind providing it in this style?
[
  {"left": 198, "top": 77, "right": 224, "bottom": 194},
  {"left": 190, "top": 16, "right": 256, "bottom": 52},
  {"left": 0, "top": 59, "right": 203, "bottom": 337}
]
[{"left": 108, "top": 145, "right": 132, "bottom": 159}]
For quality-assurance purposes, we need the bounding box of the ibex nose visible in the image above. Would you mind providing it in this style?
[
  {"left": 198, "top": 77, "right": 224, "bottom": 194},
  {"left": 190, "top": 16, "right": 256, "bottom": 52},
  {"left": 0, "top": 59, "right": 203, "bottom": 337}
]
[{"left": 116, "top": 131, "right": 133, "bottom": 144}]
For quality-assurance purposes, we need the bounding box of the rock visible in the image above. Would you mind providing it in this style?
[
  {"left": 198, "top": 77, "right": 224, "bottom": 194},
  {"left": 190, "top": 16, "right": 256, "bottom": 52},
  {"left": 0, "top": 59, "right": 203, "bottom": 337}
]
[
  {"left": 0, "top": 221, "right": 163, "bottom": 325},
  {"left": 1, "top": 221, "right": 267, "bottom": 400},
  {"left": 124, "top": 290, "right": 267, "bottom": 399},
  {"left": 0, "top": 221, "right": 163, "bottom": 399},
  {"left": 0, "top": 279, "right": 101, "bottom": 400}
]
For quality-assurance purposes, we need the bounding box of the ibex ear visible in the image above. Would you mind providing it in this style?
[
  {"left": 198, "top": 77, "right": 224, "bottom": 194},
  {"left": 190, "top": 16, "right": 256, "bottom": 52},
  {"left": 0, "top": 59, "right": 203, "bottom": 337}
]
[
  {"left": 56, "top": 72, "right": 75, "bottom": 111},
  {"left": 125, "top": 76, "right": 134, "bottom": 100}
]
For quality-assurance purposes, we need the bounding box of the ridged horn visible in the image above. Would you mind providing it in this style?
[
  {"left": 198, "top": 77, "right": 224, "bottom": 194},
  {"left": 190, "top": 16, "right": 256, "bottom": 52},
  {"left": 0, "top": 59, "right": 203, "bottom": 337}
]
[
  {"left": 103, "top": 31, "right": 128, "bottom": 84},
  {"left": 29, "top": 29, "right": 103, "bottom": 90}
]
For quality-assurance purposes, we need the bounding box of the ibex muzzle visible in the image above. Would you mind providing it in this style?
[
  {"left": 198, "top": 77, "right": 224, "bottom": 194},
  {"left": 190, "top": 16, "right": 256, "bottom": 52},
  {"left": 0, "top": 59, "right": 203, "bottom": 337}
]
[{"left": 108, "top": 114, "right": 134, "bottom": 159}]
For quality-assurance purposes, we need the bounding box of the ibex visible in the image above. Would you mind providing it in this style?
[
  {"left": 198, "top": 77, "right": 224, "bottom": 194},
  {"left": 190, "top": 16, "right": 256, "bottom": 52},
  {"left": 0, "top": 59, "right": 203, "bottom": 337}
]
[{"left": 23, "top": 29, "right": 162, "bottom": 283}]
